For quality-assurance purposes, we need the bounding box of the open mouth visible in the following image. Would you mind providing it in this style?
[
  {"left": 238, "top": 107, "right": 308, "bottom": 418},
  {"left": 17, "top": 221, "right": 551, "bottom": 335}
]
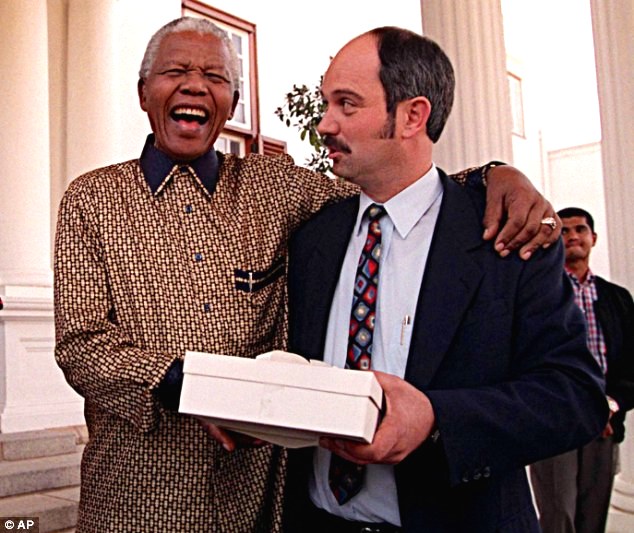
[{"left": 170, "top": 106, "right": 209, "bottom": 125}]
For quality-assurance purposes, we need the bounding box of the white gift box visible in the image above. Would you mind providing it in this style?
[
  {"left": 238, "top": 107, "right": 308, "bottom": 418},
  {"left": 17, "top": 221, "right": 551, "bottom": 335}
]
[{"left": 178, "top": 350, "right": 384, "bottom": 448}]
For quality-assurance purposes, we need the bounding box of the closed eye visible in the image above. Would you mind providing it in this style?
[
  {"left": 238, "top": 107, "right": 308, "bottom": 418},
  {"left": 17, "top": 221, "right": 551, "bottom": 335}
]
[
  {"left": 205, "top": 72, "right": 231, "bottom": 84},
  {"left": 163, "top": 68, "right": 186, "bottom": 76}
]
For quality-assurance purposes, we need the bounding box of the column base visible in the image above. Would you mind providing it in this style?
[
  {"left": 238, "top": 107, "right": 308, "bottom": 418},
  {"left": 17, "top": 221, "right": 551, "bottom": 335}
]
[
  {"left": 0, "top": 400, "right": 85, "bottom": 433},
  {"left": 0, "top": 270, "right": 53, "bottom": 292},
  {"left": 0, "top": 289, "right": 85, "bottom": 434}
]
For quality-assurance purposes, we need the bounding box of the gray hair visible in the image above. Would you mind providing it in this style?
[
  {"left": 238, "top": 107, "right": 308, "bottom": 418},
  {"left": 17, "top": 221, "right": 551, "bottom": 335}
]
[{"left": 139, "top": 17, "right": 240, "bottom": 93}]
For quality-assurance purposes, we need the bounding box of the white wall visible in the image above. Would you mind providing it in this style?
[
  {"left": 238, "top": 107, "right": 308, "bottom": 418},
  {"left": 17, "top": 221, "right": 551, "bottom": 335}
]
[
  {"left": 501, "top": 0, "right": 610, "bottom": 276},
  {"left": 501, "top": 0, "right": 603, "bottom": 193},
  {"left": 501, "top": 0, "right": 601, "bottom": 152}
]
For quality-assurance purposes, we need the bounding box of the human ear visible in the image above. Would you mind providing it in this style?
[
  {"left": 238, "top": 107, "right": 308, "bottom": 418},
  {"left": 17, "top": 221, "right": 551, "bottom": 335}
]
[
  {"left": 137, "top": 79, "right": 147, "bottom": 111},
  {"left": 400, "top": 96, "right": 431, "bottom": 139},
  {"left": 227, "top": 90, "right": 240, "bottom": 120}
]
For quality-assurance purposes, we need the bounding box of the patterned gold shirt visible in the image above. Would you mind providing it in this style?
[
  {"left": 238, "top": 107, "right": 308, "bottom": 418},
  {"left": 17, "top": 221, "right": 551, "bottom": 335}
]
[{"left": 54, "top": 150, "right": 356, "bottom": 532}]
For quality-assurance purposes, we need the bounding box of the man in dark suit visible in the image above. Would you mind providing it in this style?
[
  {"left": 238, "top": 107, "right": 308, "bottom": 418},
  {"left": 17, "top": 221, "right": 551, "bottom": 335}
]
[
  {"left": 283, "top": 27, "right": 608, "bottom": 532},
  {"left": 530, "top": 207, "right": 634, "bottom": 533}
]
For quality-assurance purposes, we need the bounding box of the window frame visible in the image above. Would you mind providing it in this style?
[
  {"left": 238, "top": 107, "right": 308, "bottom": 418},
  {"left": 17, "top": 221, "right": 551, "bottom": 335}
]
[{"left": 507, "top": 71, "right": 526, "bottom": 138}]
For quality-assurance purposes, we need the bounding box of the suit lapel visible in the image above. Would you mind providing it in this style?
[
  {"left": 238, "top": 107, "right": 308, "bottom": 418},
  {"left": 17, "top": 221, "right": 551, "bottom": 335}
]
[
  {"left": 405, "top": 174, "right": 487, "bottom": 389},
  {"left": 299, "top": 198, "right": 359, "bottom": 360}
]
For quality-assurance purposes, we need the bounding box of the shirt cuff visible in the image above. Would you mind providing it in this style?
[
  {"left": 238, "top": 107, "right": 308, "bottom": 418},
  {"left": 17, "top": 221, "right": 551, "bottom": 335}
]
[{"left": 157, "top": 359, "right": 184, "bottom": 411}]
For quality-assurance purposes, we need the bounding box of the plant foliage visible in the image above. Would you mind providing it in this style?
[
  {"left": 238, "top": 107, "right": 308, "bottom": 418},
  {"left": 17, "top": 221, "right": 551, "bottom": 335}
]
[{"left": 275, "top": 79, "right": 331, "bottom": 174}]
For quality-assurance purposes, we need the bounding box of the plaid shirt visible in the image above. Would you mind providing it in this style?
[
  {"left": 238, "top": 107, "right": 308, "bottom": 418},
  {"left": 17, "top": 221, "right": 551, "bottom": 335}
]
[{"left": 567, "top": 269, "right": 608, "bottom": 374}]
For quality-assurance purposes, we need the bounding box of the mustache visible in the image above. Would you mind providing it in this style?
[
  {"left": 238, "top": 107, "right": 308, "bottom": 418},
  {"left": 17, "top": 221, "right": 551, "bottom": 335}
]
[{"left": 322, "top": 135, "right": 352, "bottom": 154}]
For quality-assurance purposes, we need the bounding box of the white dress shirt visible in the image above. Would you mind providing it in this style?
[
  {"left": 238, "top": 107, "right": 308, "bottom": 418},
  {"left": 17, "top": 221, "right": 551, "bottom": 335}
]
[{"left": 309, "top": 165, "right": 443, "bottom": 525}]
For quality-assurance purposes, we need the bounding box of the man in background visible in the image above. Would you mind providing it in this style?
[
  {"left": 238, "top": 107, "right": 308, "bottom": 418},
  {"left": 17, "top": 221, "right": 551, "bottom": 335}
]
[{"left": 531, "top": 207, "right": 634, "bottom": 533}]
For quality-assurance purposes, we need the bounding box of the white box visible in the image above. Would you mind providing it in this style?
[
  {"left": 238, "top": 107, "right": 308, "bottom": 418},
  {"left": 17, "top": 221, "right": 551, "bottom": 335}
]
[{"left": 178, "top": 350, "right": 383, "bottom": 448}]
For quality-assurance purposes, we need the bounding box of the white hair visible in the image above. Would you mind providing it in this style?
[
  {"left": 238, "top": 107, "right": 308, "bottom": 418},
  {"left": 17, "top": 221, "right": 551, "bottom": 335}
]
[{"left": 139, "top": 17, "right": 240, "bottom": 93}]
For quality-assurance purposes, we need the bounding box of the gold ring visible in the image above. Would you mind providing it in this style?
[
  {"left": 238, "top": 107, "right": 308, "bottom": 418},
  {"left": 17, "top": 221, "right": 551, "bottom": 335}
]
[{"left": 540, "top": 216, "right": 557, "bottom": 230}]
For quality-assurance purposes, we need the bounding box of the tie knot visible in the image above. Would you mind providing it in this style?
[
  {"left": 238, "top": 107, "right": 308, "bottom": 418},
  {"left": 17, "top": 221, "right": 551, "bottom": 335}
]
[{"left": 366, "top": 203, "right": 387, "bottom": 222}]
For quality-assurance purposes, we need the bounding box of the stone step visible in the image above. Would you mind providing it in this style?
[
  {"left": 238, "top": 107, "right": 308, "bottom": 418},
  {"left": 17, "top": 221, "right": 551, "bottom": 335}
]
[
  {"left": 0, "top": 451, "right": 82, "bottom": 498},
  {"left": 0, "top": 486, "right": 79, "bottom": 533},
  {"left": 0, "top": 428, "right": 84, "bottom": 461}
]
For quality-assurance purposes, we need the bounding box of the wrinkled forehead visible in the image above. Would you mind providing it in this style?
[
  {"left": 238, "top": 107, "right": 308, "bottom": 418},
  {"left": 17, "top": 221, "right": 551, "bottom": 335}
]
[{"left": 156, "top": 31, "right": 229, "bottom": 65}]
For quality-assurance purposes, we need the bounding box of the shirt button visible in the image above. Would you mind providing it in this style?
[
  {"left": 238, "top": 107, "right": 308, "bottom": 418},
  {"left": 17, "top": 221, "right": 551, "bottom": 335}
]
[
  {"left": 483, "top": 467, "right": 491, "bottom": 478},
  {"left": 203, "top": 303, "right": 211, "bottom": 313},
  {"left": 194, "top": 253, "right": 203, "bottom": 262},
  {"left": 184, "top": 205, "right": 193, "bottom": 214}
]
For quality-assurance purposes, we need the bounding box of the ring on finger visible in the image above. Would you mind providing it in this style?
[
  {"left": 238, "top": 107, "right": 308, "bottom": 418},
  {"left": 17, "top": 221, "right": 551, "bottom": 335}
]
[{"left": 540, "top": 216, "right": 557, "bottom": 231}]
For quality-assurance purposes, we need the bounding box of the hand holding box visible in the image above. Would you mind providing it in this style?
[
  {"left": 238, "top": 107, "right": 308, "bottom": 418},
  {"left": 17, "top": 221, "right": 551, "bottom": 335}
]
[{"left": 178, "top": 350, "right": 383, "bottom": 448}]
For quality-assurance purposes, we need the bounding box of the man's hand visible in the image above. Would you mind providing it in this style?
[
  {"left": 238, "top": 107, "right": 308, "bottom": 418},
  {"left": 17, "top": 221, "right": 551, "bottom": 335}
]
[
  {"left": 483, "top": 165, "right": 561, "bottom": 260},
  {"left": 602, "top": 396, "right": 619, "bottom": 438},
  {"left": 320, "top": 371, "right": 435, "bottom": 465},
  {"left": 196, "top": 417, "right": 266, "bottom": 452},
  {"left": 602, "top": 422, "right": 614, "bottom": 438}
]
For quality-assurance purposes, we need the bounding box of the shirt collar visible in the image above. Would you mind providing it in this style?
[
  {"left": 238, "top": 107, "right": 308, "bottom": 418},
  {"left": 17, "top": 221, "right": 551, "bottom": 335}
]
[
  {"left": 566, "top": 267, "right": 595, "bottom": 286},
  {"left": 139, "top": 134, "right": 220, "bottom": 196},
  {"left": 355, "top": 165, "right": 442, "bottom": 238}
]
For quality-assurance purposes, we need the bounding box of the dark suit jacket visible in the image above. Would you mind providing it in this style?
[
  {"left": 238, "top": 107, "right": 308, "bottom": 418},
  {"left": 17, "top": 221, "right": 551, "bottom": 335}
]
[
  {"left": 283, "top": 172, "right": 608, "bottom": 532},
  {"left": 594, "top": 276, "right": 634, "bottom": 442}
]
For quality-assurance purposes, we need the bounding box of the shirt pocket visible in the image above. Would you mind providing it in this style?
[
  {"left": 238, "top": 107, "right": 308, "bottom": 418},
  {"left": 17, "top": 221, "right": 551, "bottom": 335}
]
[
  {"left": 234, "top": 256, "right": 286, "bottom": 307},
  {"left": 384, "top": 316, "right": 413, "bottom": 375}
]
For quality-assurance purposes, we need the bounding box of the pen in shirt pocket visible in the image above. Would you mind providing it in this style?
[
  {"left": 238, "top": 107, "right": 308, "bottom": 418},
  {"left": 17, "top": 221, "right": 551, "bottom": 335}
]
[{"left": 400, "top": 315, "right": 412, "bottom": 346}]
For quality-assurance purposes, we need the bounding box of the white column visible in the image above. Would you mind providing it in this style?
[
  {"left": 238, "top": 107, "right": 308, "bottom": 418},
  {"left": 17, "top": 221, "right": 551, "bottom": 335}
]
[
  {"left": 590, "top": 0, "right": 634, "bottom": 291},
  {"left": 0, "top": 0, "right": 84, "bottom": 432},
  {"left": 0, "top": 0, "right": 182, "bottom": 434},
  {"left": 590, "top": 1, "right": 634, "bottom": 530},
  {"left": 52, "top": 0, "right": 181, "bottom": 232},
  {"left": 65, "top": 0, "right": 181, "bottom": 181},
  {"left": 0, "top": 0, "right": 53, "bottom": 293},
  {"left": 420, "top": 0, "right": 513, "bottom": 172},
  {"left": 66, "top": 0, "right": 125, "bottom": 180}
]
